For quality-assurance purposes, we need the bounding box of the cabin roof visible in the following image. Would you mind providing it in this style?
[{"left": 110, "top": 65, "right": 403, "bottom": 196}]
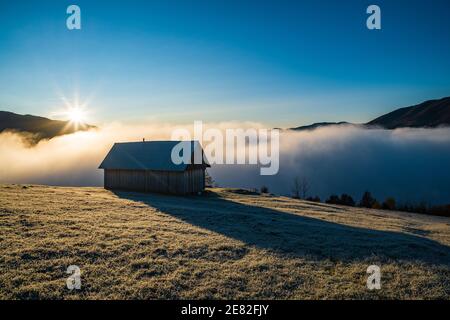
[{"left": 98, "top": 140, "right": 209, "bottom": 171}]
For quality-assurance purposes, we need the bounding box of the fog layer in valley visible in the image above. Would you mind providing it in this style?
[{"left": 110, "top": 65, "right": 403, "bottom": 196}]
[{"left": 1, "top": 123, "right": 449, "bottom": 205}]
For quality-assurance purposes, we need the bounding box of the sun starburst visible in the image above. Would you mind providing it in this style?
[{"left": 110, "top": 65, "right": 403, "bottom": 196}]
[{"left": 66, "top": 107, "right": 87, "bottom": 124}]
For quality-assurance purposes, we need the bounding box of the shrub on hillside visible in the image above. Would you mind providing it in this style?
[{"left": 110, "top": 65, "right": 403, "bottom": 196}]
[
  {"left": 260, "top": 185, "right": 269, "bottom": 194},
  {"left": 382, "top": 197, "right": 396, "bottom": 210},
  {"left": 428, "top": 204, "right": 450, "bottom": 217},
  {"left": 325, "top": 195, "right": 340, "bottom": 205},
  {"left": 325, "top": 194, "right": 355, "bottom": 206},
  {"left": 339, "top": 194, "right": 355, "bottom": 207},
  {"left": 359, "top": 191, "right": 377, "bottom": 208},
  {"left": 371, "top": 200, "right": 382, "bottom": 209},
  {"left": 306, "top": 196, "right": 321, "bottom": 202},
  {"left": 205, "top": 170, "right": 216, "bottom": 188}
]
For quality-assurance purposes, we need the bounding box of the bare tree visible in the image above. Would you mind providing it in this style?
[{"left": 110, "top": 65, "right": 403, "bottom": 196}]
[
  {"left": 292, "top": 177, "right": 301, "bottom": 199},
  {"left": 300, "top": 176, "right": 310, "bottom": 199},
  {"left": 292, "top": 176, "right": 310, "bottom": 199},
  {"left": 205, "top": 170, "right": 216, "bottom": 188}
]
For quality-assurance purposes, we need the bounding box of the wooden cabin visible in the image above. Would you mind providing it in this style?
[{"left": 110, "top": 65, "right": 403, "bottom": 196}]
[{"left": 99, "top": 140, "right": 210, "bottom": 195}]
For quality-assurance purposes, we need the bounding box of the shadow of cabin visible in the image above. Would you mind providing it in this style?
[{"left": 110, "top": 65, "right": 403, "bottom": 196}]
[
  {"left": 112, "top": 190, "right": 450, "bottom": 266},
  {"left": 99, "top": 140, "right": 210, "bottom": 195}
]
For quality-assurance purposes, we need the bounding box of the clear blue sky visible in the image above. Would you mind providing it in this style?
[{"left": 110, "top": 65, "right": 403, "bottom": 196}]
[{"left": 1, "top": 0, "right": 449, "bottom": 126}]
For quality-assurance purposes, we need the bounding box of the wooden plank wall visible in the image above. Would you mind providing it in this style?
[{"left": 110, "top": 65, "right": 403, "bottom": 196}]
[{"left": 104, "top": 168, "right": 205, "bottom": 195}]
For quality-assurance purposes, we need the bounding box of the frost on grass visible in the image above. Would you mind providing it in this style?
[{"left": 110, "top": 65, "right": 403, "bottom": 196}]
[{"left": 0, "top": 184, "right": 449, "bottom": 299}]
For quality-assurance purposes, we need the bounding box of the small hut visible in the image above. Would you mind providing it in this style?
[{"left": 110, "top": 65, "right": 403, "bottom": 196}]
[{"left": 99, "top": 140, "right": 210, "bottom": 195}]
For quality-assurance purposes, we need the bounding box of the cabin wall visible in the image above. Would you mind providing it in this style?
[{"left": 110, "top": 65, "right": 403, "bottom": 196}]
[{"left": 104, "top": 168, "right": 205, "bottom": 195}]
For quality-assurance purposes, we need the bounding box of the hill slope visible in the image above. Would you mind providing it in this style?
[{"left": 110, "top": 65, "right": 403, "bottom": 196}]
[
  {"left": 0, "top": 185, "right": 449, "bottom": 299},
  {"left": 290, "top": 121, "right": 353, "bottom": 131},
  {"left": 367, "top": 96, "right": 450, "bottom": 129},
  {"left": 0, "top": 111, "right": 95, "bottom": 144},
  {"left": 290, "top": 96, "right": 450, "bottom": 131}
]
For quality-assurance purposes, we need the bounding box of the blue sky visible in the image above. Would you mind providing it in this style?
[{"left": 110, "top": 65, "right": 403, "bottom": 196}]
[{"left": 0, "top": 0, "right": 449, "bottom": 126}]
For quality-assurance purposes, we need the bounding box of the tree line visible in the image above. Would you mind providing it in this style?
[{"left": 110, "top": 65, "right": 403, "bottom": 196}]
[
  {"left": 206, "top": 171, "right": 450, "bottom": 217},
  {"left": 288, "top": 176, "right": 450, "bottom": 217}
]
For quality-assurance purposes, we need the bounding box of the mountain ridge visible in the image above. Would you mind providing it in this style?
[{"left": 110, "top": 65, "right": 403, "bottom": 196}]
[
  {"left": 2, "top": 96, "right": 449, "bottom": 138},
  {"left": 0, "top": 110, "right": 96, "bottom": 144},
  {"left": 367, "top": 96, "right": 450, "bottom": 129},
  {"left": 290, "top": 96, "right": 450, "bottom": 131}
]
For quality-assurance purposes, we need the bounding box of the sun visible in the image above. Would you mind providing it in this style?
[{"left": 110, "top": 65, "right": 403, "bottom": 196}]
[
  {"left": 67, "top": 107, "right": 86, "bottom": 124},
  {"left": 53, "top": 94, "right": 92, "bottom": 129}
]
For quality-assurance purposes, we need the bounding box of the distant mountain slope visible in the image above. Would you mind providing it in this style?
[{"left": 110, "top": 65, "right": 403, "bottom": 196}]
[
  {"left": 290, "top": 121, "right": 353, "bottom": 131},
  {"left": 290, "top": 96, "right": 450, "bottom": 131},
  {"left": 367, "top": 96, "right": 450, "bottom": 129},
  {"left": 0, "top": 111, "right": 95, "bottom": 143}
]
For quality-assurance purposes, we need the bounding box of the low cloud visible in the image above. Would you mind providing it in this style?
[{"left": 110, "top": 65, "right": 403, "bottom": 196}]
[
  {"left": 0, "top": 123, "right": 175, "bottom": 186},
  {"left": 1, "top": 123, "right": 449, "bottom": 205},
  {"left": 210, "top": 125, "right": 450, "bottom": 205}
]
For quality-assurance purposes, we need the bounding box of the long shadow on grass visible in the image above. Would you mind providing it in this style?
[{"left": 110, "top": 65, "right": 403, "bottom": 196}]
[{"left": 113, "top": 191, "right": 450, "bottom": 265}]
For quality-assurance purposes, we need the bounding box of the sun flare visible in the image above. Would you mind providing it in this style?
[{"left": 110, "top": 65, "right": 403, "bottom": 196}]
[{"left": 67, "top": 107, "right": 87, "bottom": 124}]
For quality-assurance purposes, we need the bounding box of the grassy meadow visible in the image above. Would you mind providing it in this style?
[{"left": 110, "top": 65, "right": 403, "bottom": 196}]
[{"left": 0, "top": 184, "right": 449, "bottom": 299}]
